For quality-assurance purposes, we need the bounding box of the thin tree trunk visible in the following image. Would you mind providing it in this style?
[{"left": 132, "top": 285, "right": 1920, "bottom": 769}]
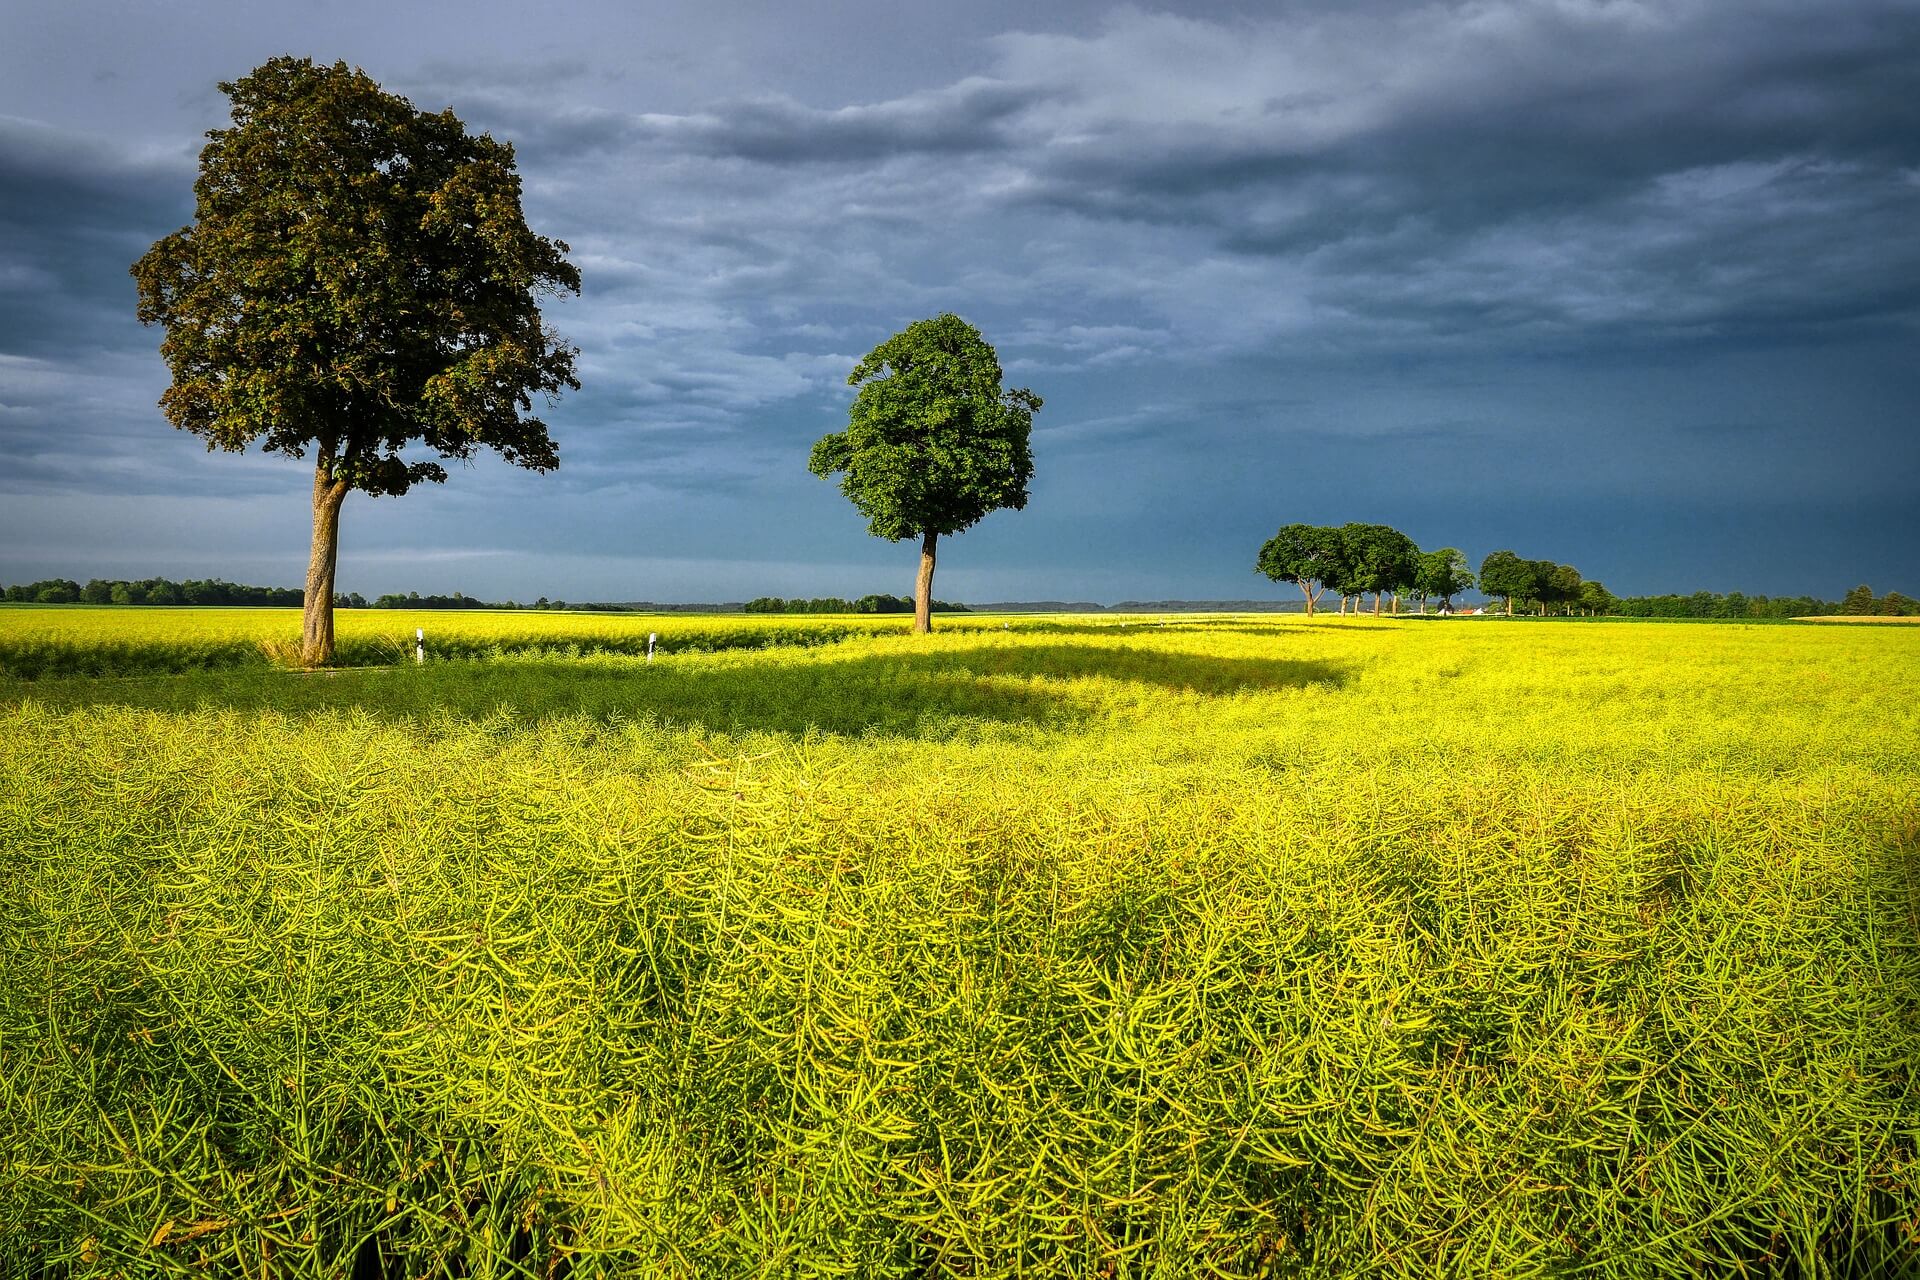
[
  {"left": 302, "top": 459, "right": 350, "bottom": 666},
  {"left": 912, "top": 529, "right": 937, "bottom": 635},
  {"left": 1372, "top": 592, "right": 1382, "bottom": 616},
  {"left": 1506, "top": 598, "right": 1513, "bottom": 617},
  {"left": 1300, "top": 582, "right": 1315, "bottom": 615}
]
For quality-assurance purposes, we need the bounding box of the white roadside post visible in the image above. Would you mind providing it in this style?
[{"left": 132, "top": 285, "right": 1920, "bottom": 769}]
[
  {"left": 647, "top": 632, "right": 658, "bottom": 662},
  {"left": 415, "top": 628, "right": 424, "bottom": 665}
]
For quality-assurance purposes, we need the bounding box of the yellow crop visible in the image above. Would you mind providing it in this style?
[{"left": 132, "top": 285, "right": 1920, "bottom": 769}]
[{"left": 2, "top": 610, "right": 1916, "bottom": 1277}]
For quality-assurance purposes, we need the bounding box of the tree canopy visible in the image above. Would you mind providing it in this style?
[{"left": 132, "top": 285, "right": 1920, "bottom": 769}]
[
  {"left": 132, "top": 57, "right": 580, "bottom": 663},
  {"left": 1339, "top": 523, "right": 1420, "bottom": 614},
  {"left": 808, "top": 314, "right": 1039, "bottom": 633},
  {"left": 1255, "top": 524, "right": 1349, "bottom": 614},
  {"left": 1413, "top": 548, "right": 1475, "bottom": 610}
]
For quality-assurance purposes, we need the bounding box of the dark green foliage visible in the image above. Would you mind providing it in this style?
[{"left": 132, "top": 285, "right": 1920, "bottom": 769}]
[
  {"left": 1256, "top": 524, "right": 1350, "bottom": 613},
  {"left": 131, "top": 57, "right": 580, "bottom": 497},
  {"left": 1339, "top": 523, "right": 1420, "bottom": 606},
  {"left": 746, "top": 596, "right": 971, "bottom": 614},
  {"left": 370, "top": 590, "right": 498, "bottom": 610},
  {"left": 1413, "top": 547, "right": 1475, "bottom": 609},
  {"left": 3, "top": 577, "right": 310, "bottom": 607},
  {"left": 1577, "top": 580, "right": 1616, "bottom": 614},
  {"left": 809, "top": 314, "right": 1039, "bottom": 542},
  {"left": 1615, "top": 592, "right": 1845, "bottom": 619},
  {"left": 1477, "top": 551, "right": 1528, "bottom": 613}
]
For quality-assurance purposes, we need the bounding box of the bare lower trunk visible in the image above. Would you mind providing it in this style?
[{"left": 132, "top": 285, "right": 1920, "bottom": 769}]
[
  {"left": 1506, "top": 598, "right": 1514, "bottom": 617},
  {"left": 912, "top": 530, "right": 937, "bottom": 635},
  {"left": 302, "top": 461, "right": 350, "bottom": 666},
  {"left": 1301, "top": 583, "right": 1315, "bottom": 616},
  {"left": 1372, "top": 592, "right": 1382, "bottom": 616}
]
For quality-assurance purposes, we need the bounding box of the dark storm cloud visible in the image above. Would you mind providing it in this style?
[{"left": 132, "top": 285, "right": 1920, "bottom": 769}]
[
  {"left": 469, "top": 0, "right": 1920, "bottom": 358},
  {"left": 0, "top": 118, "right": 190, "bottom": 359}
]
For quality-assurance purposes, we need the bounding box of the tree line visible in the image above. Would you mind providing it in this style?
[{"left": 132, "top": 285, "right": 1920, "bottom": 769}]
[
  {"left": 1476, "top": 551, "right": 1615, "bottom": 617},
  {"left": 745, "top": 595, "right": 971, "bottom": 615},
  {"left": 1839, "top": 585, "right": 1919, "bottom": 617},
  {"left": 1258, "top": 527, "right": 1621, "bottom": 617},
  {"left": 1613, "top": 592, "right": 1842, "bottom": 619},
  {"left": 3, "top": 577, "right": 319, "bottom": 607},
  {"left": 1256, "top": 524, "right": 1479, "bottom": 616}
]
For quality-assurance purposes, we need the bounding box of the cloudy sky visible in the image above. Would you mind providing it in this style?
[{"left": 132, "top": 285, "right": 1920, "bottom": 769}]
[{"left": 3, "top": 0, "right": 1916, "bottom": 602}]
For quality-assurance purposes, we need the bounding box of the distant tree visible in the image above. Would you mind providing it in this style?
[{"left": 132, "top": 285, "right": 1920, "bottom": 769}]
[
  {"left": 1478, "top": 550, "right": 1530, "bottom": 617},
  {"left": 1334, "top": 524, "right": 1420, "bottom": 616},
  {"left": 1840, "top": 584, "right": 1876, "bottom": 615},
  {"left": 1881, "top": 591, "right": 1917, "bottom": 617},
  {"left": 1255, "top": 523, "right": 1347, "bottom": 615},
  {"left": 132, "top": 57, "right": 580, "bottom": 665},
  {"left": 1545, "top": 564, "right": 1582, "bottom": 617},
  {"left": 808, "top": 314, "right": 1040, "bottom": 634},
  {"left": 1413, "top": 547, "right": 1474, "bottom": 614},
  {"left": 1577, "top": 580, "right": 1615, "bottom": 616},
  {"left": 81, "top": 579, "right": 113, "bottom": 605}
]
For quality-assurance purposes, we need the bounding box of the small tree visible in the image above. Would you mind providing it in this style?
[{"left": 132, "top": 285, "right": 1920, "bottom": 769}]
[
  {"left": 1840, "top": 584, "right": 1876, "bottom": 615},
  {"left": 1577, "top": 580, "right": 1615, "bottom": 616},
  {"left": 133, "top": 58, "right": 580, "bottom": 664},
  {"left": 1414, "top": 548, "right": 1474, "bottom": 613},
  {"left": 809, "top": 315, "right": 1039, "bottom": 634},
  {"left": 1256, "top": 523, "right": 1347, "bottom": 615}
]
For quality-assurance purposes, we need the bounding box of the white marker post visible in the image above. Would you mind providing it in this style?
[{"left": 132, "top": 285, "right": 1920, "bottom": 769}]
[
  {"left": 647, "top": 632, "right": 658, "bottom": 662},
  {"left": 415, "top": 628, "right": 424, "bottom": 665}
]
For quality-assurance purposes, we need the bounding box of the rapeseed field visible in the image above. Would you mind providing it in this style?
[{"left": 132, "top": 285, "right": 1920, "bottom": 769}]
[{"left": 2, "top": 611, "right": 1916, "bottom": 1277}]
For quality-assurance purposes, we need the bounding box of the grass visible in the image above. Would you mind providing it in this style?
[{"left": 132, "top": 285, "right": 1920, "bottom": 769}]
[{"left": 2, "top": 613, "right": 1917, "bottom": 1277}]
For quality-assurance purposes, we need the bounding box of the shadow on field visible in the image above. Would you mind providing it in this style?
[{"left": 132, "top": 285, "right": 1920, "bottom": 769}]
[{"left": 3, "top": 642, "right": 1350, "bottom": 739}]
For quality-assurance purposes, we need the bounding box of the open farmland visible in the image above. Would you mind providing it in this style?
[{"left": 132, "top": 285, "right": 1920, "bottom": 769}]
[
  {"left": 0, "top": 606, "right": 1032, "bottom": 680},
  {"left": 2, "top": 610, "right": 1918, "bottom": 1277}
]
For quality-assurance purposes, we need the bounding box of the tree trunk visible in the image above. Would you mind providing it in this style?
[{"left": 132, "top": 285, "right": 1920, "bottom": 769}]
[
  {"left": 302, "top": 460, "right": 350, "bottom": 666},
  {"left": 912, "top": 529, "right": 937, "bottom": 635},
  {"left": 1506, "top": 597, "right": 1513, "bottom": 617},
  {"left": 1300, "top": 583, "right": 1315, "bottom": 616},
  {"left": 1372, "top": 592, "right": 1382, "bottom": 616}
]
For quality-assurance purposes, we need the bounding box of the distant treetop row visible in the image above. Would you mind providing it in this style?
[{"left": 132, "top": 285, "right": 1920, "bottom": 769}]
[{"left": 1257, "top": 523, "right": 1611, "bottom": 617}]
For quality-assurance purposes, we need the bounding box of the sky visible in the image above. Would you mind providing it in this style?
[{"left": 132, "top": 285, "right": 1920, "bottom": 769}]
[{"left": 2, "top": 0, "right": 1916, "bottom": 603}]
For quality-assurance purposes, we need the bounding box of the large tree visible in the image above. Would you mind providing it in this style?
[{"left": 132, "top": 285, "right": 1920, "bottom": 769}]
[
  {"left": 1478, "top": 550, "right": 1529, "bottom": 616},
  {"left": 1340, "top": 523, "right": 1420, "bottom": 616},
  {"left": 809, "top": 314, "right": 1040, "bottom": 634},
  {"left": 133, "top": 58, "right": 580, "bottom": 665},
  {"left": 1256, "top": 523, "right": 1348, "bottom": 615},
  {"left": 1545, "top": 563, "right": 1584, "bottom": 616},
  {"left": 1413, "top": 547, "right": 1475, "bottom": 613}
]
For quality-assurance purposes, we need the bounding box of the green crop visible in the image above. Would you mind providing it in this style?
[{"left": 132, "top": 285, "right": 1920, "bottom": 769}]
[{"left": 2, "top": 615, "right": 1917, "bottom": 1277}]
